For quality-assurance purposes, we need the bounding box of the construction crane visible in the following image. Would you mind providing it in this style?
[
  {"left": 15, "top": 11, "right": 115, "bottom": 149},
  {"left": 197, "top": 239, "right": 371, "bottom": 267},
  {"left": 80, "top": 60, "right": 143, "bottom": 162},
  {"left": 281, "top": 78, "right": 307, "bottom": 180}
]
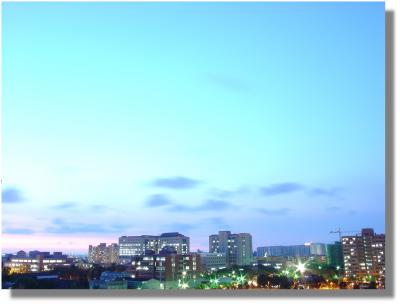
[{"left": 329, "top": 228, "right": 359, "bottom": 240}]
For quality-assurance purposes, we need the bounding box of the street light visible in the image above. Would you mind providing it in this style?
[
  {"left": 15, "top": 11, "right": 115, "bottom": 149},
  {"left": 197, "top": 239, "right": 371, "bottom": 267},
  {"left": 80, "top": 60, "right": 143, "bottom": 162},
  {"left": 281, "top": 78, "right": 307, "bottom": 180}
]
[{"left": 296, "top": 262, "right": 306, "bottom": 274}]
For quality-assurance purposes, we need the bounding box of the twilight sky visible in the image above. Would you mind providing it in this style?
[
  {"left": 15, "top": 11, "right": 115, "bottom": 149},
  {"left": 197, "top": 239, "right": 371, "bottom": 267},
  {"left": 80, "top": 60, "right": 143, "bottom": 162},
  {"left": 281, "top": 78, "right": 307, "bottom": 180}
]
[{"left": 2, "top": 2, "right": 385, "bottom": 254}]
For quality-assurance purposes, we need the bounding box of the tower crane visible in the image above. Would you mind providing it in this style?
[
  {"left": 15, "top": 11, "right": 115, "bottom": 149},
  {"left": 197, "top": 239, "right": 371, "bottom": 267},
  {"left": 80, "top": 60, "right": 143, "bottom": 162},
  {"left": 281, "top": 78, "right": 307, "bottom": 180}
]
[{"left": 329, "top": 228, "right": 359, "bottom": 240}]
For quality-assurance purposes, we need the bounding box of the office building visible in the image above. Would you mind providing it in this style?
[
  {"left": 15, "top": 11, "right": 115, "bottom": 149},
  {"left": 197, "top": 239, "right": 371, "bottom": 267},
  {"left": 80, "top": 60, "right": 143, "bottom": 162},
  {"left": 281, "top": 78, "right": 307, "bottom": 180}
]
[
  {"left": 326, "top": 241, "right": 344, "bottom": 269},
  {"left": 342, "top": 228, "right": 385, "bottom": 279},
  {"left": 88, "top": 243, "right": 119, "bottom": 265},
  {"left": 4, "top": 251, "right": 72, "bottom": 273},
  {"left": 257, "top": 256, "right": 288, "bottom": 270},
  {"left": 256, "top": 245, "right": 311, "bottom": 257},
  {"left": 131, "top": 251, "right": 201, "bottom": 281},
  {"left": 209, "top": 231, "right": 253, "bottom": 266},
  {"left": 199, "top": 252, "right": 227, "bottom": 271},
  {"left": 119, "top": 232, "right": 189, "bottom": 259},
  {"left": 309, "top": 243, "right": 326, "bottom": 256}
]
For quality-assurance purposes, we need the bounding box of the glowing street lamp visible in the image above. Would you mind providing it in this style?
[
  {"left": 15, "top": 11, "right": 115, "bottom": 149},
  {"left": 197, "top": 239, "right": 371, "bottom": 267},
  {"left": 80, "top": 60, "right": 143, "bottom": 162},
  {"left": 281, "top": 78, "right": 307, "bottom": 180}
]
[{"left": 296, "top": 262, "right": 306, "bottom": 274}]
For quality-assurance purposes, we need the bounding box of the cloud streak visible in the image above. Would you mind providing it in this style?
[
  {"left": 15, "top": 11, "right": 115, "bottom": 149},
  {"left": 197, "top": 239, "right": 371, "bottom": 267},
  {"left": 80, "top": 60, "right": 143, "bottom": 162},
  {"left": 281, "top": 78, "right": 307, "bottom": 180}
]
[
  {"left": 169, "top": 199, "right": 234, "bottom": 212},
  {"left": 46, "top": 218, "right": 130, "bottom": 235},
  {"left": 145, "top": 194, "right": 235, "bottom": 213},
  {"left": 3, "top": 228, "right": 35, "bottom": 235},
  {"left": 145, "top": 194, "right": 171, "bottom": 207},
  {"left": 309, "top": 187, "right": 341, "bottom": 197},
  {"left": 53, "top": 202, "right": 78, "bottom": 209},
  {"left": 150, "top": 176, "right": 202, "bottom": 189},
  {"left": 209, "top": 186, "right": 249, "bottom": 198},
  {"left": 260, "top": 182, "right": 341, "bottom": 198},
  {"left": 2, "top": 187, "right": 25, "bottom": 204},
  {"left": 255, "top": 208, "right": 290, "bottom": 216},
  {"left": 260, "top": 183, "right": 304, "bottom": 196}
]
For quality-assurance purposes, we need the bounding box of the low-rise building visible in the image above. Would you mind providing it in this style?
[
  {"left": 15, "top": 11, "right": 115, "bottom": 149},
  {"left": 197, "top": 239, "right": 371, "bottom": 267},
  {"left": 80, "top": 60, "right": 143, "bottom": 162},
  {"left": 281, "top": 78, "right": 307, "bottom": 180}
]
[
  {"left": 199, "top": 252, "right": 227, "bottom": 271},
  {"left": 4, "top": 251, "right": 73, "bottom": 273}
]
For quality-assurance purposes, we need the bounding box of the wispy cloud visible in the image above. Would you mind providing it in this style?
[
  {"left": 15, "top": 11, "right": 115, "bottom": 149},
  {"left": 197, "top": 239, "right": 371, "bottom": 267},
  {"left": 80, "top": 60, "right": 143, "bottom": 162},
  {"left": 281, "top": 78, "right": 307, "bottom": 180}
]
[
  {"left": 166, "top": 217, "right": 229, "bottom": 234},
  {"left": 90, "top": 204, "right": 108, "bottom": 211},
  {"left": 209, "top": 186, "right": 250, "bottom": 198},
  {"left": 150, "top": 176, "right": 202, "bottom": 189},
  {"left": 255, "top": 208, "right": 290, "bottom": 216},
  {"left": 309, "top": 187, "right": 341, "bottom": 197},
  {"left": 145, "top": 194, "right": 172, "bottom": 207},
  {"left": 170, "top": 199, "right": 234, "bottom": 212},
  {"left": 53, "top": 202, "right": 78, "bottom": 209},
  {"left": 325, "top": 206, "right": 342, "bottom": 212},
  {"left": 3, "top": 228, "right": 35, "bottom": 235},
  {"left": 260, "top": 182, "right": 341, "bottom": 198},
  {"left": 46, "top": 218, "right": 130, "bottom": 235},
  {"left": 260, "top": 183, "right": 304, "bottom": 196},
  {"left": 2, "top": 187, "right": 25, "bottom": 204}
]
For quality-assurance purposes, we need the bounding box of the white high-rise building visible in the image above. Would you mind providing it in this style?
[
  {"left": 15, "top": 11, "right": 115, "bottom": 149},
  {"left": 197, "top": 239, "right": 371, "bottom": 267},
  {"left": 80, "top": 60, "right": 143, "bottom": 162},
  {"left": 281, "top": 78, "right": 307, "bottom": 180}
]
[
  {"left": 209, "top": 231, "right": 253, "bottom": 266},
  {"left": 118, "top": 232, "right": 190, "bottom": 259}
]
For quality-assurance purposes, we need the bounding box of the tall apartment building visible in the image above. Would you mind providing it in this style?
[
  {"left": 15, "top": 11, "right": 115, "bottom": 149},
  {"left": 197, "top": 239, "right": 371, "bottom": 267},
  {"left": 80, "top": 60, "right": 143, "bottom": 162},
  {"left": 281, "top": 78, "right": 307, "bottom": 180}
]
[
  {"left": 342, "top": 228, "right": 385, "bottom": 279},
  {"left": 88, "top": 243, "right": 119, "bottom": 264},
  {"left": 209, "top": 231, "right": 252, "bottom": 266},
  {"left": 119, "top": 232, "right": 190, "bottom": 259}
]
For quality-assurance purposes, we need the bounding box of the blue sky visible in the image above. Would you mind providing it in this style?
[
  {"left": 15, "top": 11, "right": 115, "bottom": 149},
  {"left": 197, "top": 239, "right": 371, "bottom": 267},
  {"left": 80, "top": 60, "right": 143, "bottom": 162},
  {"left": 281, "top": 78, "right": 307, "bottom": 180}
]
[{"left": 2, "top": 2, "right": 385, "bottom": 253}]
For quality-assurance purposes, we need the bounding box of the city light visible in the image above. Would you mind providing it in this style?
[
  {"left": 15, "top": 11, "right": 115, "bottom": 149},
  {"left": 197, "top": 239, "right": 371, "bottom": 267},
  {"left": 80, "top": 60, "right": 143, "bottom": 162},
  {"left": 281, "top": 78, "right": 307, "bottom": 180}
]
[
  {"left": 2, "top": 228, "right": 385, "bottom": 290},
  {"left": 296, "top": 262, "right": 306, "bottom": 274}
]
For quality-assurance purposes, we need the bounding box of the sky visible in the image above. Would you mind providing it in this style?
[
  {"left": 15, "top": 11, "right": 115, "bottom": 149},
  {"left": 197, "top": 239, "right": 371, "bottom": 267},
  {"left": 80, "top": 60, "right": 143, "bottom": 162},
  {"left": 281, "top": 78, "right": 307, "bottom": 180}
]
[{"left": 2, "top": 2, "right": 385, "bottom": 254}]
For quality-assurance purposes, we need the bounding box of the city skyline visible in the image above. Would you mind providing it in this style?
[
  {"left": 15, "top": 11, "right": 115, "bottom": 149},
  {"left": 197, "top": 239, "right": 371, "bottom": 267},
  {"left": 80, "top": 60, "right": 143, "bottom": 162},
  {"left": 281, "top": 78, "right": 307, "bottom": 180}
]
[
  {"left": 2, "top": 2, "right": 385, "bottom": 253},
  {"left": 1, "top": 227, "right": 385, "bottom": 255}
]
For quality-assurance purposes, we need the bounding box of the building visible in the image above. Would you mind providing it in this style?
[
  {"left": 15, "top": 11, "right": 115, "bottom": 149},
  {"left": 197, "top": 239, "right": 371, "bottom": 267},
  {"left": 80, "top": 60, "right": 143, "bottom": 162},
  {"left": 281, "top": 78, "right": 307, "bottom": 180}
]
[
  {"left": 309, "top": 243, "right": 326, "bottom": 256},
  {"left": 199, "top": 252, "right": 227, "bottom": 271},
  {"left": 257, "top": 256, "right": 288, "bottom": 270},
  {"left": 326, "top": 241, "right": 344, "bottom": 269},
  {"left": 119, "top": 232, "right": 189, "bottom": 259},
  {"left": 342, "top": 228, "right": 385, "bottom": 279},
  {"left": 4, "top": 251, "right": 73, "bottom": 273},
  {"left": 88, "top": 243, "right": 119, "bottom": 265},
  {"left": 256, "top": 245, "right": 311, "bottom": 258},
  {"left": 209, "top": 231, "right": 253, "bottom": 266},
  {"left": 165, "top": 253, "right": 201, "bottom": 281},
  {"left": 130, "top": 251, "right": 201, "bottom": 281},
  {"left": 89, "top": 272, "right": 130, "bottom": 289}
]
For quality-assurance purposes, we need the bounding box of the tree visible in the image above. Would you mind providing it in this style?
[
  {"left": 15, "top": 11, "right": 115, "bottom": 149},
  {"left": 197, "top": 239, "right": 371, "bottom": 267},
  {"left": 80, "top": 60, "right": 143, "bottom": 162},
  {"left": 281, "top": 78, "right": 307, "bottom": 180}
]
[
  {"left": 368, "top": 280, "right": 377, "bottom": 289},
  {"left": 257, "top": 274, "right": 268, "bottom": 288}
]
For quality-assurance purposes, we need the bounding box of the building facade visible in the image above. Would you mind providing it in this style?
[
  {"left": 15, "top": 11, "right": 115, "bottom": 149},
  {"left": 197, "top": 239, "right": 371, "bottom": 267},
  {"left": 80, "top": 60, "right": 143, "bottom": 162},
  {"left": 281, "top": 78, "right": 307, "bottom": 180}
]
[
  {"left": 199, "top": 252, "right": 227, "bottom": 271},
  {"left": 209, "top": 231, "right": 253, "bottom": 266},
  {"left": 309, "top": 243, "right": 326, "bottom": 256},
  {"left": 131, "top": 251, "right": 201, "bottom": 281},
  {"left": 4, "top": 251, "right": 72, "bottom": 273},
  {"left": 88, "top": 243, "right": 119, "bottom": 265},
  {"left": 256, "top": 245, "right": 311, "bottom": 257},
  {"left": 119, "top": 232, "right": 189, "bottom": 259},
  {"left": 326, "top": 241, "right": 344, "bottom": 269},
  {"left": 342, "top": 228, "right": 385, "bottom": 279}
]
